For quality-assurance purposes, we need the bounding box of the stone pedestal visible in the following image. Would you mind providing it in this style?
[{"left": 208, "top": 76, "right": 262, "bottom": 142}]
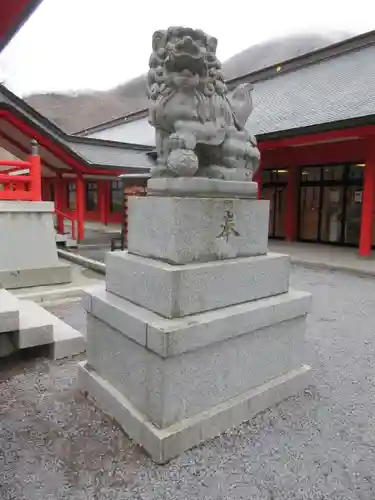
[
  {"left": 78, "top": 180, "right": 312, "bottom": 463},
  {"left": 0, "top": 201, "right": 71, "bottom": 289}
]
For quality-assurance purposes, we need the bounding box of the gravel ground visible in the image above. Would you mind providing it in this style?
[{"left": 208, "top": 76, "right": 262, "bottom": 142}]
[{"left": 2, "top": 265, "right": 375, "bottom": 499}]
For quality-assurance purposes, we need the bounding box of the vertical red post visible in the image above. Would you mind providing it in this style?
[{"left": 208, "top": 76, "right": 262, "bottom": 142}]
[
  {"left": 253, "top": 162, "right": 263, "bottom": 200},
  {"left": 285, "top": 165, "right": 298, "bottom": 242},
  {"left": 76, "top": 175, "right": 85, "bottom": 242},
  {"left": 54, "top": 174, "right": 65, "bottom": 234},
  {"left": 99, "top": 180, "right": 108, "bottom": 225},
  {"left": 29, "top": 139, "right": 42, "bottom": 201},
  {"left": 359, "top": 143, "right": 375, "bottom": 256}
]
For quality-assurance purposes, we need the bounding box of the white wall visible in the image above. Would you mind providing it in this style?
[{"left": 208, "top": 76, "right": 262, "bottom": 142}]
[{"left": 88, "top": 117, "right": 155, "bottom": 147}]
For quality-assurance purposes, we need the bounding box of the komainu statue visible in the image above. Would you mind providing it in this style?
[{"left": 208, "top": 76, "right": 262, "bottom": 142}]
[{"left": 147, "top": 26, "right": 260, "bottom": 181}]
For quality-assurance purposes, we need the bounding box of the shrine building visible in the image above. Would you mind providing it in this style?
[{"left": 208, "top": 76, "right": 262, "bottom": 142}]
[{"left": 1, "top": 2, "right": 375, "bottom": 256}]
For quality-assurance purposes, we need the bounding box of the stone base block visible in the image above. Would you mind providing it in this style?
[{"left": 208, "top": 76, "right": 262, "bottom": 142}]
[
  {"left": 84, "top": 283, "right": 310, "bottom": 428},
  {"left": 0, "top": 334, "right": 15, "bottom": 358},
  {"left": 15, "top": 300, "right": 54, "bottom": 349},
  {"left": 0, "top": 201, "right": 72, "bottom": 289},
  {"left": 78, "top": 361, "right": 312, "bottom": 463},
  {"left": 85, "top": 285, "right": 311, "bottom": 357},
  {"left": 0, "top": 288, "right": 85, "bottom": 360},
  {"left": 0, "top": 288, "right": 19, "bottom": 333},
  {"left": 106, "top": 251, "right": 290, "bottom": 318},
  {"left": 0, "top": 262, "right": 71, "bottom": 289},
  {"left": 147, "top": 178, "right": 258, "bottom": 199},
  {"left": 128, "top": 196, "right": 269, "bottom": 264}
]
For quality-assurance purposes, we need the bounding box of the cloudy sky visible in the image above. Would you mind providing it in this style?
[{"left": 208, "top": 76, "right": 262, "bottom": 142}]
[{"left": 1, "top": 0, "right": 374, "bottom": 96}]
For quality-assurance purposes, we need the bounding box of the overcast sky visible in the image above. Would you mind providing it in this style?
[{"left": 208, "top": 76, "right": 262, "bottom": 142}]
[{"left": 1, "top": 0, "right": 374, "bottom": 96}]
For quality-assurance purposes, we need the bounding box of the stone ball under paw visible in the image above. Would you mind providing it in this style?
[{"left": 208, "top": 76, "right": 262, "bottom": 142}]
[{"left": 167, "top": 148, "right": 199, "bottom": 177}]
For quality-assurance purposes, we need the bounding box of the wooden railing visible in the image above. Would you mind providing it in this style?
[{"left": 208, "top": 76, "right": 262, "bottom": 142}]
[
  {"left": 0, "top": 140, "right": 41, "bottom": 201},
  {"left": 54, "top": 208, "right": 77, "bottom": 241}
]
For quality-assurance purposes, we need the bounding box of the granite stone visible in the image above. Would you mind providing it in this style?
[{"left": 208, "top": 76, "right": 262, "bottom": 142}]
[
  {"left": 78, "top": 361, "right": 311, "bottom": 464},
  {"left": 85, "top": 284, "right": 311, "bottom": 357},
  {"left": 147, "top": 178, "right": 258, "bottom": 199},
  {"left": 0, "top": 288, "right": 20, "bottom": 333},
  {"left": 0, "top": 201, "right": 72, "bottom": 289},
  {"left": 105, "top": 251, "right": 290, "bottom": 318},
  {"left": 127, "top": 196, "right": 269, "bottom": 264},
  {"left": 147, "top": 27, "right": 260, "bottom": 181},
  {"left": 85, "top": 312, "right": 308, "bottom": 428}
]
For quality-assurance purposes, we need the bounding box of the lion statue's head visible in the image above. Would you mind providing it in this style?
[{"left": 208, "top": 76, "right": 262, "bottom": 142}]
[{"left": 147, "top": 26, "right": 228, "bottom": 102}]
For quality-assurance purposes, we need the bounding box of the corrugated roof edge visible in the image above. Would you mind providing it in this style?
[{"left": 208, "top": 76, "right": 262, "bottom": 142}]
[
  {"left": 1, "top": 83, "right": 154, "bottom": 152},
  {"left": 75, "top": 108, "right": 149, "bottom": 137},
  {"left": 74, "top": 29, "right": 375, "bottom": 137},
  {"left": 0, "top": 85, "right": 154, "bottom": 171}
]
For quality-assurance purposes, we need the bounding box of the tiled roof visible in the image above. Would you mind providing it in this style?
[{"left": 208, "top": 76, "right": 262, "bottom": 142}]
[
  {"left": 0, "top": 83, "right": 153, "bottom": 171},
  {"left": 79, "top": 34, "right": 375, "bottom": 145},
  {"left": 246, "top": 44, "right": 375, "bottom": 136},
  {"left": 70, "top": 140, "right": 153, "bottom": 170}
]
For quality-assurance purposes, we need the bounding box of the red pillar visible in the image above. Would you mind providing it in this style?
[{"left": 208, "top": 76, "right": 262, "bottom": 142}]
[
  {"left": 54, "top": 174, "right": 65, "bottom": 234},
  {"left": 99, "top": 180, "right": 108, "bottom": 225},
  {"left": 359, "top": 144, "right": 375, "bottom": 256},
  {"left": 29, "top": 140, "right": 41, "bottom": 201},
  {"left": 285, "top": 165, "right": 298, "bottom": 242},
  {"left": 76, "top": 175, "right": 85, "bottom": 242}
]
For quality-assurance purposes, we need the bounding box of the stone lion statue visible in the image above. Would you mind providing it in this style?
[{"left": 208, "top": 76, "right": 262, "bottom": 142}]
[{"left": 147, "top": 26, "right": 260, "bottom": 181}]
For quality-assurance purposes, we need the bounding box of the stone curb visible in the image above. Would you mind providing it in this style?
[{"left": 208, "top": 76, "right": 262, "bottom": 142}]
[
  {"left": 291, "top": 258, "right": 375, "bottom": 279},
  {"left": 14, "top": 286, "right": 87, "bottom": 306},
  {"left": 57, "top": 249, "right": 106, "bottom": 275},
  {"left": 59, "top": 249, "right": 375, "bottom": 280}
]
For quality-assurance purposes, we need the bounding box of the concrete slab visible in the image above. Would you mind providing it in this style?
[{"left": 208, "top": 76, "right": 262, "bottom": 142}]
[
  {"left": 13, "top": 259, "right": 104, "bottom": 306},
  {"left": 269, "top": 240, "right": 375, "bottom": 277},
  {"left": 15, "top": 300, "right": 54, "bottom": 349},
  {"left": 49, "top": 319, "right": 86, "bottom": 360},
  {"left": 0, "top": 201, "right": 73, "bottom": 289},
  {"left": 78, "top": 361, "right": 312, "bottom": 464},
  {"left": 0, "top": 288, "right": 19, "bottom": 333},
  {"left": 17, "top": 300, "right": 85, "bottom": 358},
  {"left": 0, "top": 334, "right": 15, "bottom": 358},
  {"left": 0, "top": 262, "right": 72, "bottom": 290},
  {"left": 0, "top": 297, "right": 86, "bottom": 359}
]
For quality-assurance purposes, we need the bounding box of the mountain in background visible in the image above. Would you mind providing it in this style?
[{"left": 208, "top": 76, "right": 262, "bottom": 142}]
[{"left": 24, "top": 31, "right": 352, "bottom": 134}]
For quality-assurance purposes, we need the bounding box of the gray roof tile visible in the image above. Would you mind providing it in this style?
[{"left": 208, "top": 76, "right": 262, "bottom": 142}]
[{"left": 246, "top": 44, "right": 375, "bottom": 135}]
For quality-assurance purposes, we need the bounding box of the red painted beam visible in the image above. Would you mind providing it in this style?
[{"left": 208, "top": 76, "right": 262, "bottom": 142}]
[
  {"left": 0, "top": 126, "right": 71, "bottom": 175},
  {"left": 0, "top": 0, "right": 42, "bottom": 53},
  {"left": 0, "top": 111, "right": 84, "bottom": 174},
  {"left": 259, "top": 125, "right": 375, "bottom": 150},
  {"left": 0, "top": 111, "right": 129, "bottom": 178}
]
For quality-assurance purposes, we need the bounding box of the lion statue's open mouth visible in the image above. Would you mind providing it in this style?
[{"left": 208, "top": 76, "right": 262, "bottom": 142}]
[
  {"left": 147, "top": 26, "right": 260, "bottom": 181},
  {"left": 165, "top": 35, "right": 206, "bottom": 76}
]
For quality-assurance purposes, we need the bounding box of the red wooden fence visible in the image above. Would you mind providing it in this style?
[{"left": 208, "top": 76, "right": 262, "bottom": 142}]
[{"left": 0, "top": 140, "right": 41, "bottom": 201}]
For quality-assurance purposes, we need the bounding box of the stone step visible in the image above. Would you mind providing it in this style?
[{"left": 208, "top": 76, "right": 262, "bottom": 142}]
[
  {"left": 55, "top": 232, "right": 68, "bottom": 244},
  {"left": 0, "top": 334, "right": 15, "bottom": 358},
  {"left": 65, "top": 238, "right": 78, "bottom": 249},
  {"left": 0, "top": 288, "right": 20, "bottom": 333},
  {"left": 15, "top": 300, "right": 54, "bottom": 349},
  {"left": 0, "top": 288, "right": 85, "bottom": 360},
  {"left": 13, "top": 300, "right": 85, "bottom": 359},
  {"left": 55, "top": 230, "right": 77, "bottom": 249}
]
